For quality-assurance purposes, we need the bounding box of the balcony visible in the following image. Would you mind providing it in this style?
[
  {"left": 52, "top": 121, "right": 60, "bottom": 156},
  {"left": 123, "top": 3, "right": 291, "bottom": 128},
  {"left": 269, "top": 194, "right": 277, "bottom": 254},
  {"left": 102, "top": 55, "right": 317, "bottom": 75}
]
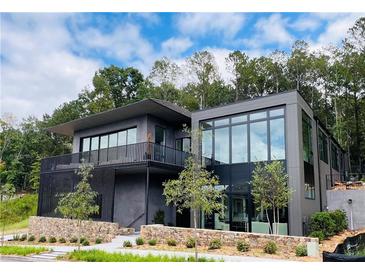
[
  {"left": 326, "top": 173, "right": 365, "bottom": 190},
  {"left": 41, "top": 142, "right": 190, "bottom": 173}
]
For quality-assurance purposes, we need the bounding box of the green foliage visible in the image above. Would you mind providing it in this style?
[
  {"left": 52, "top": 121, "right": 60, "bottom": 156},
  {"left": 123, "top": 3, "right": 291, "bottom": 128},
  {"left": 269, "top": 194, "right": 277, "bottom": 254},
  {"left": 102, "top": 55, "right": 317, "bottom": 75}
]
[
  {"left": 135, "top": 237, "right": 144, "bottom": 245},
  {"left": 48, "top": 236, "right": 57, "bottom": 243},
  {"left": 166, "top": 239, "right": 177, "bottom": 246},
  {"left": 309, "top": 231, "right": 325, "bottom": 242},
  {"left": 28, "top": 235, "right": 35, "bottom": 242},
  {"left": 0, "top": 194, "right": 38, "bottom": 225},
  {"left": 70, "top": 237, "right": 78, "bottom": 243},
  {"left": 308, "top": 210, "right": 347, "bottom": 239},
  {"left": 123, "top": 240, "right": 132, "bottom": 248},
  {"left": 63, "top": 249, "right": 218, "bottom": 262},
  {"left": 295, "top": 244, "right": 307, "bottom": 257},
  {"left": 236, "top": 241, "right": 250, "bottom": 252},
  {"left": 252, "top": 161, "right": 292, "bottom": 234},
  {"left": 0, "top": 246, "right": 49, "bottom": 256},
  {"left": 80, "top": 237, "right": 87, "bottom": 244},
  {"left": 148, "top": 239, "right": 157, "bottom": 246},
  {"left": 153, "top": 209, "right": 165, "bottom": 225},
  {"left": 185, "top": 237, "right": 195, "bottom": 248},
  {"left": 208, "top": 239, "right": 222, "bottom": 250},
  {"left": 59, "top": 238, "right": 66, "bottom": 243},
  {"left": 82, "top": 240, "right": 90, "bottom": 246},
  {"left": 95, "top": 238, "right": 102, "bottom": 244},
  {"left": 13, "top": 234, "right": 20, "bottom": 241},
  {"left": 19, "top": 234, "right": 27, "bottom": 241},
  {"left": 38, "top": 236, "right": 47, "bottom": 243},
  {"left": 329, "top": 210, "right": 348, "bottom": 234},
  {"left": 264, "top": 241, "right": 278, "bottom": 254}
]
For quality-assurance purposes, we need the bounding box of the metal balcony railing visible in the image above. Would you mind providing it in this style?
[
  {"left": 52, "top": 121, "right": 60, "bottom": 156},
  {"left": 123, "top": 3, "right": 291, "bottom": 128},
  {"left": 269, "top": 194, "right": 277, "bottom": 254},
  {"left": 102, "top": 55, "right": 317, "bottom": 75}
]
[
  {"left": 41, "top": 142, "right": 190, "bottom": 173},
  {"left": 326, "top": 173, "right": 365, "bottom": 190}
]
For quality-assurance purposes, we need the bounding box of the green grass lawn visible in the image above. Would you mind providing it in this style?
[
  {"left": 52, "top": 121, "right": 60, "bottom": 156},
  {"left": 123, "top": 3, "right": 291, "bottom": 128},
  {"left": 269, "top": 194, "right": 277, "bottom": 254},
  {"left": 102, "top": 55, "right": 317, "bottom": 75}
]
[
  {"left": 3, "top": 218, "right": 29, "bottom": 234},
  {"left": 62, "top": 250, "right": 219, "bottom": 262},
  {"left": 0, "top": 246, "right": 49, "bottom": 256}
]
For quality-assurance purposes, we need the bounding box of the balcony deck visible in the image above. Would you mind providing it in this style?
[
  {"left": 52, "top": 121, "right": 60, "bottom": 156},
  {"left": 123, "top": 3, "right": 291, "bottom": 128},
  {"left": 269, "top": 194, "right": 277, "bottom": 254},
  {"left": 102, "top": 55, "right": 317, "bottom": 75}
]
[
  {"left": 326, "top": 173, "right": 365, "bottom": 190},
  {"left": 41, "top": 142, "right": 190, "bottom": 173}
]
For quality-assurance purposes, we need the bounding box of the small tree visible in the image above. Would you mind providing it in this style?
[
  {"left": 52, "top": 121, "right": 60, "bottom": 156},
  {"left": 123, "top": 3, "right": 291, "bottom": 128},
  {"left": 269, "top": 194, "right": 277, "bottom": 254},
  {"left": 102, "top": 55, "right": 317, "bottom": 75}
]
[
  {"left": 0, "top": 183, "right": 16, "bottom": 246},
  {"left": 252, "top": 161, "right": 292, "bottom": 235},
  {"left": 56, "top": 161, "right": 99, "bottom": 250},
  {"left": 163, "top": 156, "right": 223, "bottom": 261}
]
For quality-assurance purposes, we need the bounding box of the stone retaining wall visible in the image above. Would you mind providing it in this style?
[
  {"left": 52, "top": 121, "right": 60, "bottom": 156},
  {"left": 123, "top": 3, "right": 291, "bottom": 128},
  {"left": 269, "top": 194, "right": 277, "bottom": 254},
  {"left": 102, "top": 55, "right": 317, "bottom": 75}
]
[
  {"left": 141, "top": 225, "right": 319, "bottom": 257},
  {"left": 29, "top": 216, "right": 134, "bottom": 242}
]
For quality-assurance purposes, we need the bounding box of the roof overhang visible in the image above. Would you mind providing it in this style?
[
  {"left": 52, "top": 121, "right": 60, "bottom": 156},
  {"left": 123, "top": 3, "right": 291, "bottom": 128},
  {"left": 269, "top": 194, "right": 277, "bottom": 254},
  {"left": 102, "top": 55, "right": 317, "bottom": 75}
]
[{"left": 47, "top": 99, "right": 191, "bottom": 136}]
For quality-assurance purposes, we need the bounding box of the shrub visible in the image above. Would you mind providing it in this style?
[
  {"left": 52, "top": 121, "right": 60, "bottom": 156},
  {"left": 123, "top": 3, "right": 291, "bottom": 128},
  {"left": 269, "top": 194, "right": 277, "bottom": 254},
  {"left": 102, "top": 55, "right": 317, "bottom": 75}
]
[
  {"left": 309, "top": 231, "right": 325, "bottom": 242},
  {"left": 295, "top": 244, "right": 307, "bottom": 257},
  {"left": 59, "top": 238, "right": 66, "bottom": 243},
  {"left": 19, "top": 234, "right": 27, "bottom": 241},
  {"left": 236, "top": 241, "right": 250, "bottom": 252},
  {"left": 208, "top": 239, "right": 222, "bottom": 250},
  {"left": 12, "top": 234, "right": 20, "bottom": 241},
  {"left": 28, "top": 235, "right": 35, "bottom": 242},
  {"left": 123, "top": 241, "right": 132, "bottom": 248},
  {"left": 38, "top": 236, "right": 47, "bottom": 243},
  {"left": 264, "top": 241, "right": 278, "bottom": 254},
  {"left": 135, "top": 237, "right": 144, "bottom": 245},
  {"left": 48, "top": 237, "right": 57, "bottom": 243},
  {"left": 167, "top": 239, "right": 177, "bottom": 246},
  {"left": 148, "top": 239, "right": 157, "bottom": 246},
  {"left": 185, "top": 237, "right": 195, "bottom": 248},
  {"left": 82, "top": 240, "right": 90, "bottom": 246},
  {"left": 95, "top": 238, "right": 102, "bottom": 244},
  {"left": 308, "top": 212, "right": 336, "bottom": 239},
  {"left": 153, "top": 209, "right": 165, "bottom": 225},
  {"left": 80, "top": 237, "right": 87, "bottom": 244},
  {"left": 70, "top": 237, "right": 78, "bottom": 243},
  {"left": 329, "top": 210, "right": 348, "bottom": 233}
]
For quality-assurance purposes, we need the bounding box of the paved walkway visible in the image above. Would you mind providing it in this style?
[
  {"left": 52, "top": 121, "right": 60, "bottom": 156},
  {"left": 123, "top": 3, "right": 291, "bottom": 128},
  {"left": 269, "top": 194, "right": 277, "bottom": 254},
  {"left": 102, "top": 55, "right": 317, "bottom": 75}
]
[{"left": 2, "top": 233, "right": 292, "bottom": 262}]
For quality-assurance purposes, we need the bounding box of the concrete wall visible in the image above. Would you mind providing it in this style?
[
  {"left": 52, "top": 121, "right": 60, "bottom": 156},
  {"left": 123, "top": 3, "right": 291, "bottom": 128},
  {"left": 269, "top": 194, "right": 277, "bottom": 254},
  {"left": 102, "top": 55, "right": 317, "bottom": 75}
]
[{"left": 327, "top": 189, "right": 365, "bottom": 230}]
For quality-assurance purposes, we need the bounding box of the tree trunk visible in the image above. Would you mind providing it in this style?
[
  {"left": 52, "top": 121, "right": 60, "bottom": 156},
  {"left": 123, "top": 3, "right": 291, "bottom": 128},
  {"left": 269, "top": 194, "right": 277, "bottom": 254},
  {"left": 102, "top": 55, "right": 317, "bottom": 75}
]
[
  {"left": 265, "top": 209, "right": 272, "bottom": 234},
  {"left": 273, "top": 206, "right": 277, "bottom": 234},
  {"left": 193, "top": 209, "right": 198, "bottom": 261},
  {"left": 277, "top": 207, "right": 280, "bottom": 235}
]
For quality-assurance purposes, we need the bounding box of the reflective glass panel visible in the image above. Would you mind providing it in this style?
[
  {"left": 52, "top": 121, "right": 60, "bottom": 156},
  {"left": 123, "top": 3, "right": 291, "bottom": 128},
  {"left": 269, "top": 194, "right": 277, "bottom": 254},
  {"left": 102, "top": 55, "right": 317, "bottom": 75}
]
[
  {"left": 91, "top": 137, "right": 99, "bottom": 151},
  {"left": 109, "top": 133, "right": 118, "bottom": 148},
  {"left": 231, "top": 124, "right": 248, "bottom": 163},
  {"left": 202, "top": 130, "right": 212, "bottom": 158},
  {"left": 231, "top": 115, "right": 247, "bottom": 124},
  {"left": 250, "top": 111, "right": 267, "bottom": 121},
  {"left": 127, "top": 128, "right": 137, "bottom": 144},
  {"left": 214, "top": 127, "right": 229, "bottom": 164},
  {"left": 270, "top": 118, "right": 285, "bottom": 160},
  {"left": 117, "top": 131, "right": 127, "bottom": 146},
  {"left": 250, "top": 121, "right": 268, "bottom": 162},
  {"left": 215, "top": 118, "right": 229, "bottom": 127},
  {"left": 269, "top": 108, "right": 284, "bottom": 117},
  {"left": 82, "top": 138, "right": 90, "bottom": 152},
  {"left": 100, "top": 135, "right": 108, "bottom": 149}
]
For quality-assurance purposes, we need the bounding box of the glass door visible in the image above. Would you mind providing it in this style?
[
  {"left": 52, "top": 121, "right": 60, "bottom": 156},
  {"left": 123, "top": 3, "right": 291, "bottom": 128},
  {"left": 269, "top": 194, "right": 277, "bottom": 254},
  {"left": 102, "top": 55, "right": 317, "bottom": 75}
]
[{"left": 154, "top": 126, "right": 166, "bottom": 161}]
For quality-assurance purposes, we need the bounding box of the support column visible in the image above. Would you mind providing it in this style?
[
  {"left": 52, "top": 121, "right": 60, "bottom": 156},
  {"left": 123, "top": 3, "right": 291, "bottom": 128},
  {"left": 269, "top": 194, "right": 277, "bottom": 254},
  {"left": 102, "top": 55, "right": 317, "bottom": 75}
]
[{"left": 145, "top": 164, "right": 150, "bottom": 225}]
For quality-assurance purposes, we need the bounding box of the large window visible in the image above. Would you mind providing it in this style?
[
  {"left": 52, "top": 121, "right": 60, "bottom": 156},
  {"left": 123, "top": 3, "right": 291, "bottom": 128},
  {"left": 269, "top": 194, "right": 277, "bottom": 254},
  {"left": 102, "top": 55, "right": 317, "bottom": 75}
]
[
  {"left": 80, "top": 127, "right": 137, "bottom": 152},
  {"left": 200, "top": 107, "right": 285, "bottom": 165},
  {"left": 155, "top": 126, "right": 165, "bottom": 146},
  {"left": 318, "top": 130, "right": 328, "bottom": 163},
  {"left": 302, "top": 111, "right": 313, "bottom": 164},
  {"left": 331, "top": 143, "right": 339, "bottom": 171},
  {"left": 250, "top": 120, "right": 268, "bottom": 162},
  {"left": 270, "top": 118, "right": 285, "bottom": 160},
  {"left": 176, "top": 138, "right": 191, "bottom": 152}
]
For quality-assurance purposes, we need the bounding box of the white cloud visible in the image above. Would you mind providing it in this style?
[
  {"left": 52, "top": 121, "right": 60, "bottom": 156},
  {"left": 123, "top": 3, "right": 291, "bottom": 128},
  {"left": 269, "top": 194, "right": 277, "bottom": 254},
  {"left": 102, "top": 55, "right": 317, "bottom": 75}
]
[
  {"left": 1, "top": 14, "right": 101, "bottom": 120},
  {"left": 244, "top": 14, "right": 294, "bottom": 48},
  {"left": 291, "top": 15, "right": 322, "bottom": 31},
  {"left": 176, "top": 13, "right": 246, "bottom": 39},
  {"left": 161, "top": 37, "right": 193, "bottom": 57}
]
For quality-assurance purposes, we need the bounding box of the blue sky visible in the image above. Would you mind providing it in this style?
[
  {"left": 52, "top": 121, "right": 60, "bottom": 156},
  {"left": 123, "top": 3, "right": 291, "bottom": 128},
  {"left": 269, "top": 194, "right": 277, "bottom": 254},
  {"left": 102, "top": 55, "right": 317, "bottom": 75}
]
[{"left": 1, "top": 13, "right": 364, "bottom": 120}]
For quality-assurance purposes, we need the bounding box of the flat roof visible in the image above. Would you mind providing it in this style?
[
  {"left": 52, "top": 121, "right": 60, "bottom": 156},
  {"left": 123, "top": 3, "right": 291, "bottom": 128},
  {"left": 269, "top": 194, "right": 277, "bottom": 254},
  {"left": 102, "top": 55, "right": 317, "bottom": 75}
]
[{"left": 47, "top": 98, "right": 191, "bottom": 136}]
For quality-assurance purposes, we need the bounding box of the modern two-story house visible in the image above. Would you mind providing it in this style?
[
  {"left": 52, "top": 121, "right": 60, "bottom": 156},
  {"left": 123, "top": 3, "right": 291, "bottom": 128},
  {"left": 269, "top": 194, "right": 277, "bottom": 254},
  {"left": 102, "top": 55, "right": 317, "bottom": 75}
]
[{"left": 38, "top": 90, "right": 347, "bottom": 236}]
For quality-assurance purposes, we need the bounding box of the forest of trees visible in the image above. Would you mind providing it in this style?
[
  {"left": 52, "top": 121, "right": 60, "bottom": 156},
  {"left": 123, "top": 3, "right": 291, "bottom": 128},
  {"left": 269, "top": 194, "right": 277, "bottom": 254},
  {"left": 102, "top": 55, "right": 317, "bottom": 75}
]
[{"left": 0, "top": 17, "right": 364, "bottom": 192}]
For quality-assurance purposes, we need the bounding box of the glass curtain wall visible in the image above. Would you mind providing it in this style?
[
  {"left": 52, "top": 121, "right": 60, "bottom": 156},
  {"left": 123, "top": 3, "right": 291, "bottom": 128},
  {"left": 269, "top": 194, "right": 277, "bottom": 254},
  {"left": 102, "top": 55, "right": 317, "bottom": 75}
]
[
  {"left": 200, "top": 107, "right": 286, "bottom": 233},
  {"left": 302, "top": 111, "right": 315, "bottom": 200}
]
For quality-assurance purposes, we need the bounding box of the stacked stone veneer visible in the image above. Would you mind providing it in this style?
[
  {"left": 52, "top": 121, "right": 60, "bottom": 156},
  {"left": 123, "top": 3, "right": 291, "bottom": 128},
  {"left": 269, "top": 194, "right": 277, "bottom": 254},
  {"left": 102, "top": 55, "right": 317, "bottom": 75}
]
[
  {"left": 29, "top": 216, "right": 134, "bottom": 242},
  {"left": 141, "top": 225, "right": 319, "bottom": 256}
]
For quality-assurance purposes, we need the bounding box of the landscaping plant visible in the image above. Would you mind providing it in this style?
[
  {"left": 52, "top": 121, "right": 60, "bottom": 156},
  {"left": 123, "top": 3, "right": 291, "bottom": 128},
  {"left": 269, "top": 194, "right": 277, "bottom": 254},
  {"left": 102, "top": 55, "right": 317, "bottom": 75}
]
[
  {"left": 82, "top": 240, "right": 90, "bottom": 246},
  {"left": 135, "top": 237, "right": 144, "bottom": 245},
  {"left": 264, "top": 241, "right": 278, "bottom": 254},
  {"left": 252, "top": 161, "right": 292, "bottom": 235},
  {"left": 0, "top": 246, "right": 49, "bottom": 256},
  {"left": 28, "top": 235, "right": 35, "bottom": 242},
  {"left": 208, "top": 239, "right": 222, "bottom": 250},
  {"left": 38, "top": 236, "right": 47, "bottom": 243},
  {"left": 70, "top": 237, "right": 78, "bottom": 243},
  {"left": 49, "top": 236, "right": 57, "bottom": 243},
  {"left": 0, "top": 183, "right": 16, "bottom": 246},
  {"left": 95, "top": 238, "right": 102, "bottom": 244},
  {"left": 308, "top": 210, "right": 347, "bottom": 240},
  {"left": 236, "top": 241, "right": 250, "bottom": 252},
  {"left": 59, "top": 238, "right": 66, "bottom": 243},
  {"left": 185, "top": 237, "right": 195, "bottom": 248},
  {"left": 295, "top": 244, "right": 307, "bottom": 257},
  {"left": 163, "top": 152, "right": 224, "bottom": 261},
  {"left": 55, "top": 161, "right": 99, "bottom": 250},
  {"left": 19, "top": 234, "right": 27, "bottom": 241},
  {"left": 123, "top": 241, "right": 132, "bottom": 248},
  {"left": 308, "top": 231, "right": 325, "bottom": 242},
  {"left": 166, "top": 239, "right": 177, "bottom": 246},
  {"left": 153, "top": 209, "right": 165, "bottom": 225},
  {"left": 148, "top": 239, "right": 157, "bottom": 246}
]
